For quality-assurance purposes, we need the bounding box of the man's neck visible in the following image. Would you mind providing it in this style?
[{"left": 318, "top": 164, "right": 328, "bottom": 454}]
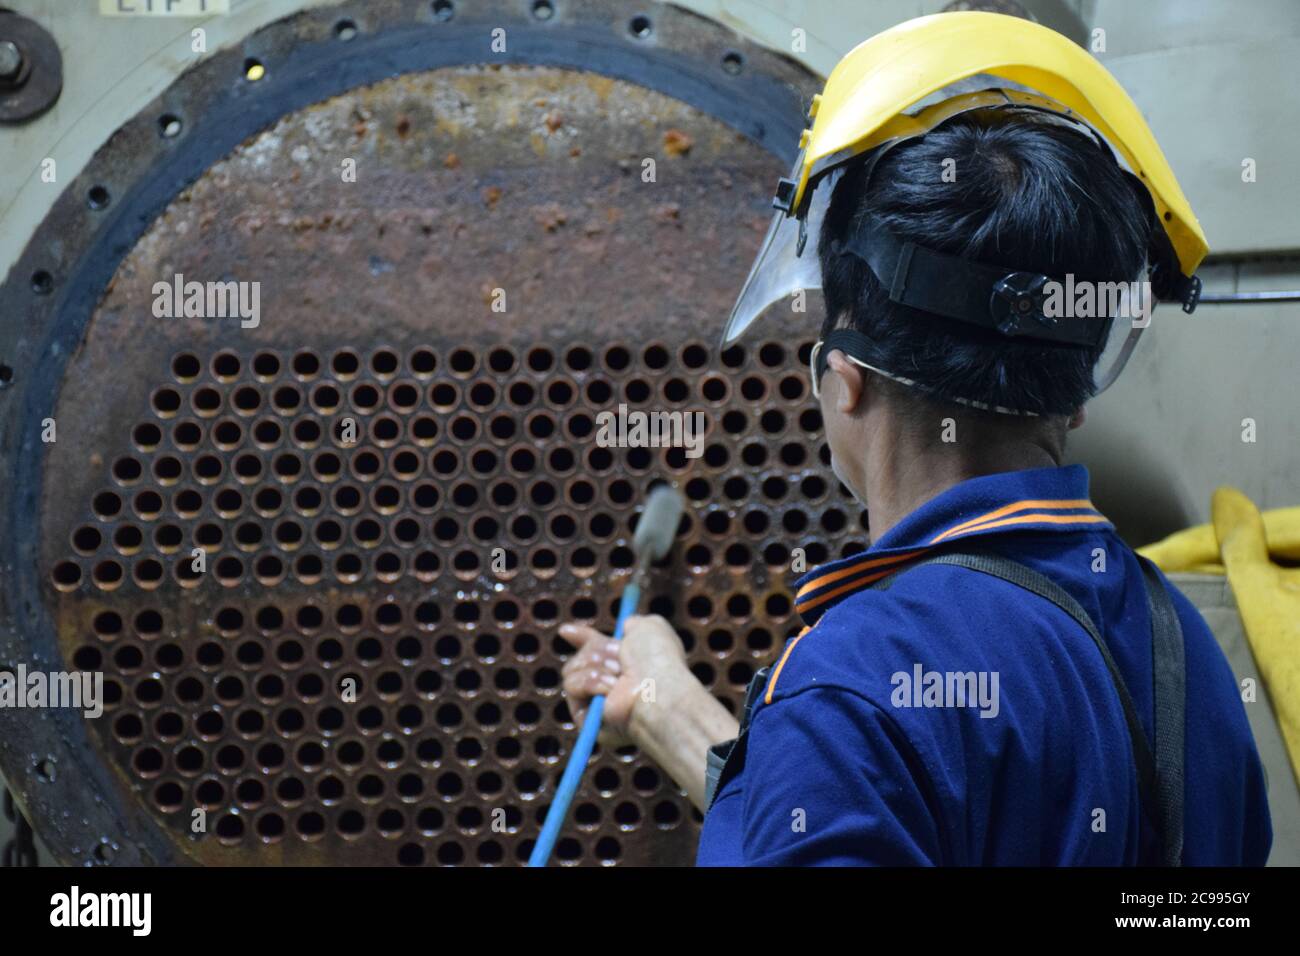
[{"left": 863, "top": 436, "right": 1062, "bottom": 543}]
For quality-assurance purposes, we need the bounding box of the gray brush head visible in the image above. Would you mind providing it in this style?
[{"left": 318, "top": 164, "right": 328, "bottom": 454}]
[{"left": 633, "top": 484, "right": 685, "bottom": 562}]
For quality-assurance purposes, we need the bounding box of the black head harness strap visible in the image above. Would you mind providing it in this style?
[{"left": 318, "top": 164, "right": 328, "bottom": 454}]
[
  {"left": 831, "top": 214, "right": 1114, "bottom": 348},
  {"left": 815, "top": 101, "right": 1202, "bottom": 330}
]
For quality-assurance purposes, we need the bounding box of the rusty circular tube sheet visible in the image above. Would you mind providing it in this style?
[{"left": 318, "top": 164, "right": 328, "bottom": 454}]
[{"left": 0, "top": 0, "right": 844, "bottom": 866}]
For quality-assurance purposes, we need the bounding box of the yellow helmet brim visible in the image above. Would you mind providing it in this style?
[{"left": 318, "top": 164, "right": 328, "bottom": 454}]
[{"left": 795, "top": 11, "right": 1206, "bottom": 275}]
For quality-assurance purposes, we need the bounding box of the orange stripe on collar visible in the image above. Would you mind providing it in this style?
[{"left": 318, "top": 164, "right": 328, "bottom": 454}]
[
  {"left": 928, "top": 498, "right": 1098, "bottom": 544},
  {"left": 792, "top": 496, "right": 1108, "bottom": 624},
  {"left": 795, "top": 548, "right": 928, "bottom": 601},
  {"left": 794, "top": 562, "right": 918, "bottom": 614},
  {"left": 931, "top": 511, "right": 1109, "bottom": 544}
]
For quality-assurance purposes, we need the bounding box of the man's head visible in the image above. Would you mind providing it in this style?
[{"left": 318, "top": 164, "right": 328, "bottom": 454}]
[{"left": 814, "top": 108, "right": 1152, "bottom": 501}]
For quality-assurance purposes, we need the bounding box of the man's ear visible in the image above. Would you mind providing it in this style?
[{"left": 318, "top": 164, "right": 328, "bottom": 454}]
[
  {"left": 1068, "top": 405, "right": 1087, "bottom": 430},
  {"left": 826, "top": 350, "right": 865, "bottom": 415}
]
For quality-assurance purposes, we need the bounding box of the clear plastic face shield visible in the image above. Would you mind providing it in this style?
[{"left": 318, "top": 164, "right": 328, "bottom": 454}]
[
  {"left": 1093, "top": 279, "right": 1153, "bottom": 394},
  {"left": 724, "top": 93, "right": 1161, "bottom": 411},
  {"left": 721, "top": 166, "right": 841, "bottom": 349}
]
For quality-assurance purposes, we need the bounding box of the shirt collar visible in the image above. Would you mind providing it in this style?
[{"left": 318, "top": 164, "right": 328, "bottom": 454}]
[{"left": 793, "top": 464, "right": 1111, "bottom": 625}]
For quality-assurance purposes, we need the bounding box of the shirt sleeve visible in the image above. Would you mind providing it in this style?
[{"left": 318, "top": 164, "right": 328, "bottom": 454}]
[{"left": 736, "top": 686, "right": 948, "bottom": 865}]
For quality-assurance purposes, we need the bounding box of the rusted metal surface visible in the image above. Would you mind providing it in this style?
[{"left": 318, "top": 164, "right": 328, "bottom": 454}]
[{"left": 0, "top": 0, "right": 828, "bottom": 865}]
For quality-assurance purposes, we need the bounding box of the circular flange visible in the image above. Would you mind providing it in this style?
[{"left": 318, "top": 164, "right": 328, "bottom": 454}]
[{"left": 0, "top": 0, "right": 818, "bottom": 865}]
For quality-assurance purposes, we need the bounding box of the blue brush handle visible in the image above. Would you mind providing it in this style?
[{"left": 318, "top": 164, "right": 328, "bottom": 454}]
[{"left": 528, "top": 582, "right": 642, "bottom": 867}]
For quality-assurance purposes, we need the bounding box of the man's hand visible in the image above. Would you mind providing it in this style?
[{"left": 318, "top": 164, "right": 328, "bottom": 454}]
[
  {"left": 559, "top": 614, "right": 688, "bottom": 745},
  {"left": 559, "top": 613, "right": 739, "bottom": 811}
]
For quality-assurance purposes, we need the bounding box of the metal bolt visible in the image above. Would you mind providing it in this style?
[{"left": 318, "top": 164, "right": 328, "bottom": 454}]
[{"left": 0, "top": 40, "right": 22, "bottom": 81}]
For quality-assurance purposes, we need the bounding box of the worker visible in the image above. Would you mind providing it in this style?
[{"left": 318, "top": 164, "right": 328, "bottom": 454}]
[{"left": 560, "top": 13, "right": 1272, "bottom": 865}]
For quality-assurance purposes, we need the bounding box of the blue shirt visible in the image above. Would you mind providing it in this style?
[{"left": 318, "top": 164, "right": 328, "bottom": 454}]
[{"left": 696, "top": 465, "right": 1272, "bottom": 865}]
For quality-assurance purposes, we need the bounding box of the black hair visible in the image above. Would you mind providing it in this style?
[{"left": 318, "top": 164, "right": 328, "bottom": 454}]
[{"left": 817, "top": 108, "right": 1151, "bottom": 417}]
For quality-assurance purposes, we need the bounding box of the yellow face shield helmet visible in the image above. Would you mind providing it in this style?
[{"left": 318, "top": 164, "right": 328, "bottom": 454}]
[{"left": 724, "top": 11, "right": 1209, "bottom": 400}]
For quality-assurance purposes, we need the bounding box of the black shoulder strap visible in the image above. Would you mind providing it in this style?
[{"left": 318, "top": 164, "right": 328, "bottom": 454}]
[
  {"left": 1140, "top": 557, "right": 1187, "bottom": 866},
  {"left": 874, "top": 549, "right": 1184, "bottom": 865}
]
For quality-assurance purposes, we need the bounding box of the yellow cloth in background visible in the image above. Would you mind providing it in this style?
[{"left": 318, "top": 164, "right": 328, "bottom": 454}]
[
  {"left": 1138, "top": 503, "right": 1300, "bottom": 574},
  {"left": 1142, "top": 492, "right": 1300, "bottom": 787}
]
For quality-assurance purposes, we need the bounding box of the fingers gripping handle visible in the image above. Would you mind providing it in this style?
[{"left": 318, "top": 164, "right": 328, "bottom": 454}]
[{"left": 527, "top": 583, "right": 641, "bottom": 867}]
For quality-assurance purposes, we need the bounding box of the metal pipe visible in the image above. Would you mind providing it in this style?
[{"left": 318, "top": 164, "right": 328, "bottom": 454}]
[{"left": 1197, "top": 290, "right": 1300, "bottom": 304}]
